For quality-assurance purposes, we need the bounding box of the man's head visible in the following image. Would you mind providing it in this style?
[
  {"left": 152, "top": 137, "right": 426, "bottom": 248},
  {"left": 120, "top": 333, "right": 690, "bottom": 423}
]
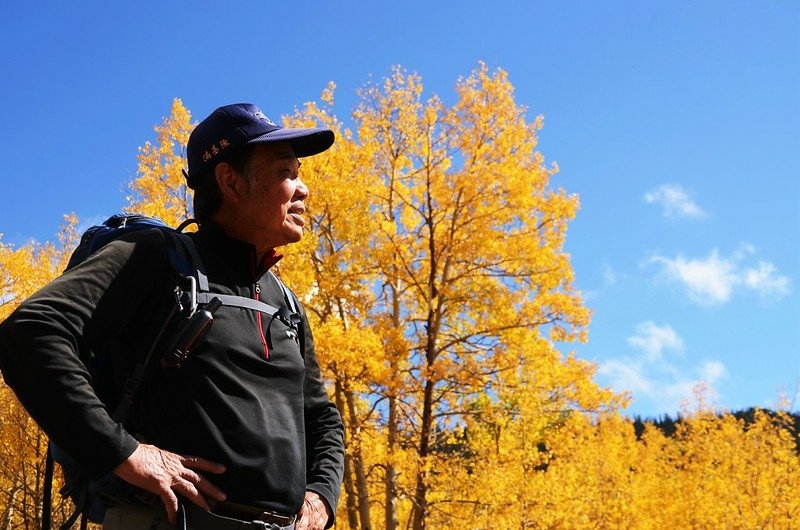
[
  {"left": 186, "top": 104, "right": 334, "bottom": 255},
  {"left": 186, "top": 103, "right": 333, "bottom": 189}
]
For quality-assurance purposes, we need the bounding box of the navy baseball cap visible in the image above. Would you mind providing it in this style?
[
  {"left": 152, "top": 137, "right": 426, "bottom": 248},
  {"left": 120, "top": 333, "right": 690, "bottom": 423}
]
[{"left": 185, "top": 103, "right": 334, "bottom": 189}]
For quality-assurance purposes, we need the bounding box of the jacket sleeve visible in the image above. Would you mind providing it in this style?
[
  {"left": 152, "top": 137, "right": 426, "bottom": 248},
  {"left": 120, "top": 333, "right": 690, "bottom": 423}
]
[
  {"left": 299, "top": 304, "right": 345, "bottom": 526},
  {"left": 0, "top": 230, "right": 171, "bottom": 479}
]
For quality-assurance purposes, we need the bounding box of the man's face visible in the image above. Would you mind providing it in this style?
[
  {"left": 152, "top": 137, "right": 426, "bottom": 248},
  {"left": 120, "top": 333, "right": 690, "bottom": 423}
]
[{"left": 235, "top": 142, "right": 308, "bottom": 251}]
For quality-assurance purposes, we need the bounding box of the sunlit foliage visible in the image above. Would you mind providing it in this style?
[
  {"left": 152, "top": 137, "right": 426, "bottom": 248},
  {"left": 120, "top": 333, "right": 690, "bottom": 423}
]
[
  {"left": 0, "top": 67, "right": 797, "bottom": 529},
  {"left": 126, "top": 98, "right": 194, "bottom": 228}
]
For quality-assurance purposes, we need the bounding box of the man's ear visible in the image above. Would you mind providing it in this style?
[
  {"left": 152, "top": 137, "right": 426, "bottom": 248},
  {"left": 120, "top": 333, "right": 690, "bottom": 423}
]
[{"left": 214, "top": 162, "right": 244, "bottom": 204}]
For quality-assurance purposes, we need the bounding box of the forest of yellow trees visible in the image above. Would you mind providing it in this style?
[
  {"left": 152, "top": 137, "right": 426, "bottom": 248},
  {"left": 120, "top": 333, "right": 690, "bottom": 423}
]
[{"left": 0, "top": 65, "right": 797, "bottom": 529}]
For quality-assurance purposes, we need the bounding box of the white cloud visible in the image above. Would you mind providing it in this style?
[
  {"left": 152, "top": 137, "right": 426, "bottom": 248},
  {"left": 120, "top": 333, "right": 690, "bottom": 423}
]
[
  {"left": 599, "top": 356, "right": 727, "bottom": 415},
  {"left": 597, "top": 322, "right": 727, "bottom": 415},
  {"left": 627, "top": 321, "right": 683, "bottom": 363},
  {"left": 662, "top": 380, "right": 700, "bottom": 409},
  {"left": 644, "top": 184, "right": 707, "bottom": 219},
  {"left": 651, "top": 250, "right": 736, "bottom": 304},
  {"left": 598, "top": 359, "right": 652, "bottom": 394},
  {"left": 650, "top": 247, "right": 790, "bottom": 305},
  {"left": 743, "top": 262, "right": 791, "bottom": 299},
  {"left": 699, "top": 360, "right": 727, "bottom": 382}
]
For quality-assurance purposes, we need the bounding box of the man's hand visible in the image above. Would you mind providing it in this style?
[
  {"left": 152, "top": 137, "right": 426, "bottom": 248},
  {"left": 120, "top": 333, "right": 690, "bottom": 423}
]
[
  {"left": 113, "top": 443, "right": 227, "bottom": 525},
  {"left": 296, "top": 491, "right": 331, "bottom": 530}
]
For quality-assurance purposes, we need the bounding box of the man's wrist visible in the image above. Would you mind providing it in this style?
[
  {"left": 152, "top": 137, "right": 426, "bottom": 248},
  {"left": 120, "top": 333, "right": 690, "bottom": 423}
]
[
  {"left": 305, "top": 490, "right": 332, "bottom": 519},
  {"left": 302, "top": 489, "right": 333, "bottom": 529}
]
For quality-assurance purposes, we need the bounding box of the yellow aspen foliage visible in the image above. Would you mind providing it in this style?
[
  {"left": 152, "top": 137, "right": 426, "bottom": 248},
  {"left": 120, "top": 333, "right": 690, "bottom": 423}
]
[
  {"left": 0, "top": 214, "right": 78, "bottom": 320},
  {"left": 0, "top": 383, "right": 76, "bottom": 529},
  {"left": 347, "top": 64, "right": 613, "bottom": 530},
  {"left": 126, "top": 98, "right": 194, "bottom": 227},
  {"left": 659, "top": 409, "right": 800, "bottom": 529}
]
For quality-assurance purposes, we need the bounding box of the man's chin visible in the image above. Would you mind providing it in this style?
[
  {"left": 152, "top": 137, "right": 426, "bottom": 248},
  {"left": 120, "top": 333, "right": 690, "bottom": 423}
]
[{"left": 281, "top": 228, "right": 304, "bottom": 246}]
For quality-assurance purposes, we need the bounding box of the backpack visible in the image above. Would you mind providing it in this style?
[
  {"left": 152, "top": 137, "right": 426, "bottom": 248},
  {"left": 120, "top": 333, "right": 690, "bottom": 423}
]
[{"left": 42, "top": 213, "right": 304, "bottom": 530}]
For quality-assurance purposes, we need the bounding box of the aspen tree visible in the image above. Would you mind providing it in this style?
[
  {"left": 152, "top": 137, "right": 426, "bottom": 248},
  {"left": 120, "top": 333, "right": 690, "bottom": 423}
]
[{"left": 127, "top": 98, "right": 194, "bottom": 227}]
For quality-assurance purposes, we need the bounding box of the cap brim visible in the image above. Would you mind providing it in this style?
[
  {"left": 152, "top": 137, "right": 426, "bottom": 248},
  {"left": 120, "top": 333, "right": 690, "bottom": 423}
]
[{"left": 247, "top": 127, "right": 334, "bottom": 158}]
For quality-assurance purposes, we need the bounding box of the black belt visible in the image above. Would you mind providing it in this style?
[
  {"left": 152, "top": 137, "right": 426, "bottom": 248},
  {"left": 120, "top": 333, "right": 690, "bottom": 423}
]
[
  {"left": 211, "top": 501, "right": 296, "bottom": 527},
  {"left": 105, "top": 503, "right": 296, "bottom": 530}
]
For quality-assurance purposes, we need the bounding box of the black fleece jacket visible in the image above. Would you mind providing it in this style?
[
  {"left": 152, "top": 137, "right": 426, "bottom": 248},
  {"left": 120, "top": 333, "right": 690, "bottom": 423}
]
[{"left": 0, "top": 222, "right": 344, "bottom": 519}]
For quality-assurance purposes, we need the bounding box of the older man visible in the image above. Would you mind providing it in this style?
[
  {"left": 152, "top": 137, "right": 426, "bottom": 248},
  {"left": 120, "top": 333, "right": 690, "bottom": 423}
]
[{"left": 0, "top": 104, "right": 345, "bottom": 530}]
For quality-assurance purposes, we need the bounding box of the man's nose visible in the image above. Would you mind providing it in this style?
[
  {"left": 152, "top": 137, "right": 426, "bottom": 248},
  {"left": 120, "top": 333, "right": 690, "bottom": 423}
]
[{"left": 295, "top": 178, "right": 309, "bottom": 200}]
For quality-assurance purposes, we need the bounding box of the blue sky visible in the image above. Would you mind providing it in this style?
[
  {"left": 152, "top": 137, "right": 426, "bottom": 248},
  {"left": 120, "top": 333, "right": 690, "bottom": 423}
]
[{"left": 1, "top": 1, "right": 797, "bottom": 418}]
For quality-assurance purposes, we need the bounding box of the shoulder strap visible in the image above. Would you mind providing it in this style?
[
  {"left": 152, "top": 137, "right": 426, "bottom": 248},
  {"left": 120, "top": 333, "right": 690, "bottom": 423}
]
[
  {"left": 170, "top": 232, "right": 291, "bottom": 319},
  {"left": 171, "top": 231, "right": 210, "bottom": 292},
  {"left": 269, "top": 272, "right": 305, "bottom": 358},
  {"left": 271, "top": 271, "right": 299, "bottom": 313},
  {"left": 196, "top": 292, "right": 281, "bottom": 316},
  {"left": 169, "top": 229, "right": 305, "bottom": 354}
]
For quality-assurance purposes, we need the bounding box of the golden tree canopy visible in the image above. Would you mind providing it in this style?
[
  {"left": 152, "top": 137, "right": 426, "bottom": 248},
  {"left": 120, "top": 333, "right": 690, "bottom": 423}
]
[{"left": 1, "top": 65, "right": 796, "bottom": 530}]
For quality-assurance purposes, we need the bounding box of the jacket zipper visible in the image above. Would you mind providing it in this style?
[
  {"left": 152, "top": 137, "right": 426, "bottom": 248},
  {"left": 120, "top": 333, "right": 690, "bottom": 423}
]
[{"left": 254, "top": 282, "right": 270, "bottom": 360}]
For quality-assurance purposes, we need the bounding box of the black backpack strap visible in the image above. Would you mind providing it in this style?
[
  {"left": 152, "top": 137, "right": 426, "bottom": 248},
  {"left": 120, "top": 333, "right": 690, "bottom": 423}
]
[
  {"left": 272, "top": 271, "right": 298, "bottom": 313},
  {"left": 269, "top": 272, "right": 305, "bottom": 358},
  {"left": 111, "top": 303, "right": 179, "bottom": 423},
  {"left": 171, "top": 231, "right": 209, "bottom": 292}
]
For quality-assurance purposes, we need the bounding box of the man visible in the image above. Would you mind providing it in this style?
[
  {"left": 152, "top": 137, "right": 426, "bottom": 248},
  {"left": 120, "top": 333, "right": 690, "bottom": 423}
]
[{"left": 0, "top": 103, "right": 345, "bottom": 530}]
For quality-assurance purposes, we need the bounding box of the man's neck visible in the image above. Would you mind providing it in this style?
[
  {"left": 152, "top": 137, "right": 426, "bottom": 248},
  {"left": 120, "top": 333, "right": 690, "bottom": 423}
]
[{"left": 207, "top": 213, "right": 271, "bottom": 263}]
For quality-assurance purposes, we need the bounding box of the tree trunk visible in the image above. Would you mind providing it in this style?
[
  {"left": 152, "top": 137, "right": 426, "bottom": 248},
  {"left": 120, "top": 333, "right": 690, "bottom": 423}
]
[
  {"left": 345, "top": 386, "right": 372, "bottom": 530},
  {"left": 411, "top": 379, "right": 434, "bottom": 530},
  {"left": 384, "top": 278, "right": 401, "bottom": 530},
  {"left": 34, "top": 429, "right": 45, "bottom": 530},
  {"left": 384, "top": 393, "right": 399, "bottom": 530},
  {"left": 2, "top": 483, "right": 19, "bottom": 530},
  {"left": 335, "top": 378, "right": 360, "bottom": 530}
]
